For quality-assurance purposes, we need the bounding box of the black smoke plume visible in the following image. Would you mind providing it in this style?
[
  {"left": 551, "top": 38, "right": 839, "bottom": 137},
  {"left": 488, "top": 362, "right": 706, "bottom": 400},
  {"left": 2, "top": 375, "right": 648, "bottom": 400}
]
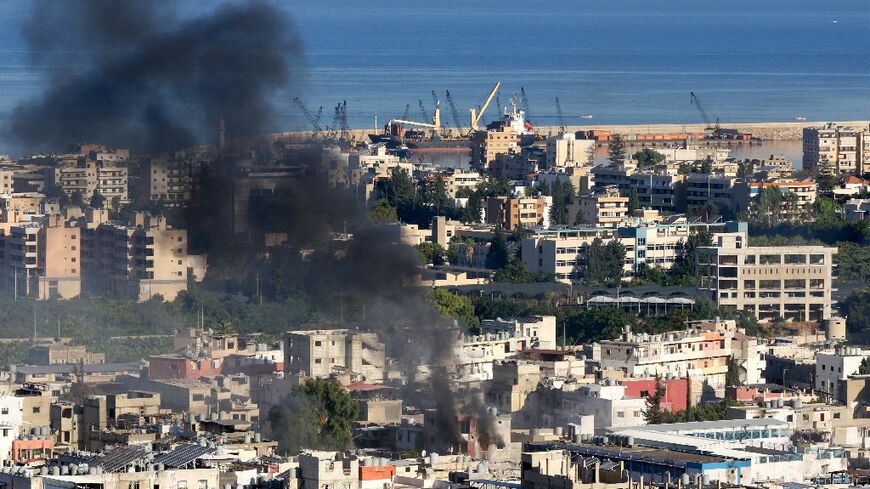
[{"left": 8, "top": 0, "right": 301, "bottom": 153}]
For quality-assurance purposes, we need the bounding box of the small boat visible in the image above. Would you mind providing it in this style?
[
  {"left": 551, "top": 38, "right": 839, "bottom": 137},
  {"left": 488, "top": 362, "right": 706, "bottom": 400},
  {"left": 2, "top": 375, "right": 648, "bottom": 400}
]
[
  {"left": 794, "top": 116, "right": 807, "bottom": 121},
  {"left": 580, "top": 114, "right": 593, "bottom": 119}
]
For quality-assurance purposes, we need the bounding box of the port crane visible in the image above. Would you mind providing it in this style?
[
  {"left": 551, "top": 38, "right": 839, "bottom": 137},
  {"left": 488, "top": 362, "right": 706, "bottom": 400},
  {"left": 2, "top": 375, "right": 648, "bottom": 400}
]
[
  {"left": 445, "top": 90, "right": 464, "bottom": 134},
  {"left": 555, "top": 97, "right": 565, "bottom": 133},
  {"left": 418, "top": 100, "right": 429, "bottom": 121},
  {"left": 469, "top": 82, "right": 501, "bottom": 132},
  {"left": 390, "top": 103, "right": 441, "bottom": 133},
  {"left": 292, "top": 97, "right": 323, "bottom": 136},
  {"left": 689, "top": 91, "right": 721, "bottom": 139},
  {"left": 520, "top": 87, "right": 531, "bottom": 121},
  {"left": 401, "top": 104, "right": 410, "bottom": 120}
]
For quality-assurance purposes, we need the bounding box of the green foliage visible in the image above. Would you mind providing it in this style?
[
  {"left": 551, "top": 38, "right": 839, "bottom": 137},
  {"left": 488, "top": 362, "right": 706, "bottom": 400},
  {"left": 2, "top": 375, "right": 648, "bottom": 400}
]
[
  {"left": 417, "top": 242, "right": 446, "bottom": 265},
  {"left": 486, "top": 226, "right": 509, "bottom": 270},
  {"left": 0, "top": 342, "right": 33, "bottom": 365},
  {"left": 548, "top": 181, "right": 575, "bottom": 226},
  {"left": 431, "top": 288, "right": 480, "bottom": 331},
  {"left": 492, "top": 257, "right": 555, "bottom": 284},
  {"left": 843, "top": 289, "right": 870, "bottom": 334},
  {"left": 726, "top": 357, "right": 742, "bottom": 386},
  {"left": 89, "top": 190, "right": 105, "bottom": 209},
  {"left": 269, "top": 378, "right": 358, "bottom": 453},
  {"left": 585, "top": 238, "right": 625, "bottom": 284},
  {"left": 643, "top": 377, "right": 667, "bottom": 424},
  {"left": 859, "top": 357, "right": 870, "bottom": 376},
  {"left": 608, "top": 134, "right": 626, "bottom": 165},
  {"left": 813, "top": 196, "right": 840, "bottom": 224},
  {"left": 380, "top": 169, "right": 461, "bottom": 226},
  {"left": 369, "top": 199, "right": 398, "bottom": 223},
  {"left": 627, "top": 188, "right": 640, "bottom": 213},
  {"left": 670, "top": 228, "right": 713, "bottom": 286},
  {"left": 633, "top": 149, "right": 666, "bottom": 168},
  {"left": 660, "top": 400, "right": 731, "bottom": 423}
]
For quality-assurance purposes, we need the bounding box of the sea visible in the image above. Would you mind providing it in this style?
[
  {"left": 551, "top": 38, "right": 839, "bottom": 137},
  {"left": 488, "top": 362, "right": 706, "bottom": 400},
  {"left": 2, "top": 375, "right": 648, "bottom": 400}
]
[{"left": 2, "top": 0, "right": 870, "bottom": 162}]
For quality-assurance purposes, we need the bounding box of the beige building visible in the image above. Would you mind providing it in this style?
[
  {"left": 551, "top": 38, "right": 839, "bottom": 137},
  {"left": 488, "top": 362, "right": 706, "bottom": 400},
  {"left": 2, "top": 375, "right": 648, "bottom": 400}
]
[
  {"left": 1, "top": 193, "right": 45, "bottom": 215},
  {"left": 444, "top": 170, "right": 481, "bottom": 198},
  {"left": 45, "top": 160, "right": 128, "bottom": 203},
  {"left": 546, "top": 132, "right": 595, "bottom": 168},
  {"left": 486, "top": 196, "right": 547, "bottom": 230},
  {"left": 568, "top": 186, "right": 628, "bottom": 227},
  {"left": 2, "top": 215, "right": 81, "bottom": 300},
  {"left": 80, "top": 212, "right": 199, "bottom": 301},
  {"left": 284, "top": 330, "right": 385, "bottom": 382},
  {"left": 471, "top": 124, "right": 518, "bottom": 169},
  {"left": 803, "top": 123, "right": 870, "bottom": 174},
  {"left": 27, "top": 344, "right": 105, "bottom": 365},
  {"left": 697, "top": 234, "right": 837, "bottom": 322}
]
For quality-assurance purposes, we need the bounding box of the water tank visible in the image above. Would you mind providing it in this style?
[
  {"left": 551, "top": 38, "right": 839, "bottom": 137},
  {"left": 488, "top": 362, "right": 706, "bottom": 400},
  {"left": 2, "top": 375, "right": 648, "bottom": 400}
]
[
  {"left": 244, "top": 434, "right": 252, "bottom": 444},
  {"left": 825, "top": 318, "right": 846, "bottom": 341},
  {"left": 531, "top": 428, "right": 541, "bottom": 437},
  {"left": 40, "top": 467, "right": 49, "bottom": 476},
  {"left": 52, "top": 466, "right": 60, "bottom": 476},
  {"left": 254, "top": 433, "right": 262, "bottom": 443},
  {"left": 680, "top": 474, "right": 690, "bottom": 486},
  {"left": 793, "top": 398, "right": 803, "bottom": 408},
  {"left": 703, "top": 475, "right": 711, "bottom": 486},
  {"left": 626, "top": 436, "right": 635, "bottom": 448},
  {"left": 429, "top": 453, "right": 440, "bottom": 466},
  {"left": 61, "top": 465, "right": 69, "bottom": 476},
  {"left": 554, "top": 426, "right": 564, "bottom": 436}
]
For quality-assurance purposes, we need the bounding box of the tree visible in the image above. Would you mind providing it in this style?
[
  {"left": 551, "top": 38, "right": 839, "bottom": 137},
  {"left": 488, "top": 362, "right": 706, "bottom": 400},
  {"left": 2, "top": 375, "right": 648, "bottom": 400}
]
[
  {"left": 643, "top": 376, "right": 667, "bottom": 424},
  {"left": 493, "top": 256, "right": 554, "bottom": 284},
  {"left": 672, "top": 228, "right": 713, "bottom": 285},
  {"left": 431, "top": 288, "right": 480, "bottom": 331},
  {"left": 816, "top": 158, "right": 836, "bottom": 196},
  {"left": 608, "top": 134, "right": 626, "bottom": 165},
  {"left": 750, "top": 186, "right": 784, "bottom": 227},
  {"left": 369, "top": 199, "right": 398, "bottom": 223},
  {"left": 813, "top": 196, "right": 840, "bottom": 223},
  {"left": 859, "top": 357, "right": 870, "bottom": 375},
  {"left": 269, "top": 378, "right": 358, "bottom": 453},
  {"left": 627, "top": 188, "right": 640, "bottom": 213},
  {"left": 417, "top": 242, "right": 446, "bottom": 265},
  {"left": 585, "top": 238, "right": 625, "bottom": 284},
  {"left": 486, "top": 226, "right": 509, "bottom": 270},
  {"left": 726, "top": 357, "right": 743, "bottom": 386},
  {"left": 70, "top": 191, "right": 84, "bottom": 207},
  {"left": 89, "top": 190, "right": 105, "bottom": 209},
  {"left": 633, "top": 148, "right": 666, "bottom": 168},
  {"left": 698, "top": 156, "right": 713, "bottom": 174}
]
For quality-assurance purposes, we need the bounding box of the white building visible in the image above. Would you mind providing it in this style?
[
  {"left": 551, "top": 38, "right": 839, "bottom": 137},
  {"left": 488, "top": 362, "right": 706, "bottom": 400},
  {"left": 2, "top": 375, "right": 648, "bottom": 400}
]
[
  {"left": 546, "top": 133, "right": 595, "bottom": 168},
  {"left": 480, "top": 316, "right": 557, "bottom": 349},
  {"left": 815, "top": 346, "right": 870, "bottom": 401},
  {"left": 0, "top": 395, "right": 23, "bottom": 464},
  {"left": 558, "top": 382, "right": 646, "bottom": 432}
]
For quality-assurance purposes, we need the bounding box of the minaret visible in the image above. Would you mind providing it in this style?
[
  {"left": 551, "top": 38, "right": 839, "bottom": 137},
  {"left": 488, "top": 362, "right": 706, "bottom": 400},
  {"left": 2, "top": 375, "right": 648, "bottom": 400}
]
[{"left": 217, "top": 117, "right": 226, "bottom": 148}]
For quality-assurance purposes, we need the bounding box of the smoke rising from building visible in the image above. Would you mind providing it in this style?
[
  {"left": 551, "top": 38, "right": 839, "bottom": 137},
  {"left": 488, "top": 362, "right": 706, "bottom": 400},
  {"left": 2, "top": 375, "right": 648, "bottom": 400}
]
[
  {"left": 8, "top": 0, "right": 302, "bottom": 153},
  {"left": 10, "top": 0, "right": 502, "bottom": 455}
]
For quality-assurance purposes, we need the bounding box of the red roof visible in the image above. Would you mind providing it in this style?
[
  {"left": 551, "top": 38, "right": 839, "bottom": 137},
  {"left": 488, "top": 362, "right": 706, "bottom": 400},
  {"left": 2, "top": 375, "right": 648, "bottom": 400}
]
[{"left": 844, "top": 176, "right": 868, "bottom": 185}]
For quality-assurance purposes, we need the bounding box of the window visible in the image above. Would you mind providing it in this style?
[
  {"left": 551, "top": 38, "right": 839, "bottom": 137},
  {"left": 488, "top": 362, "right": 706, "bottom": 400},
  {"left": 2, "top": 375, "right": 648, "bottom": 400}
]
[
  {"left": 1, "top": 408, "right": 7, "bottom": 415},
  {"left": 33, "top": 406, "right": 40, "bottom": 414},
  {"left": 617, "top": 411, "right": 625, "bottom": 418},
  {"left": 314, "top": 358, "right": 322, "bottom": 364},
  {"left": 314, "top": 340, "right": 322, "bottom": 347}
]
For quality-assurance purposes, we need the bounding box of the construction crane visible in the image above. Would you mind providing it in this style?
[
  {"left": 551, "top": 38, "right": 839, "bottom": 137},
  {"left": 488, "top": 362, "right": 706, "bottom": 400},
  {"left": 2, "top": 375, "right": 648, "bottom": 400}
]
[
  {"left": 555, "top": 97, "right": 565, "bottom": 133},
  {"left": 445, "top": 90, "right": 463, "bottom": 133},
  {"left": 469, "top": 82, "right": 501, "bottom": 132},
  {"left": 690, "top": 91, "right": 720, "bottom": 138},
  {"left": 390, "top": 104, "right": 441, "bottom": 133},
  {"left": 520, "top": 87, "right": 531, "bottom": 120},
  {"left": 292, "top": 97, "right": 323, "bottom": 135}
]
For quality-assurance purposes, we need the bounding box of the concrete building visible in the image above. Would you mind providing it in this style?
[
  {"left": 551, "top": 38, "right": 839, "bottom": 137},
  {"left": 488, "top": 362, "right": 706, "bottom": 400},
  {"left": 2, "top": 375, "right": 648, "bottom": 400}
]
[
  {"left": 697, "top": 234, "right": 837, "bottom": 322},
  {"left": 80, "top": 212, "right": 199, "bottom": 301},
  {"left": 486, "top": 196, "right": 547, "bottom": 230},
  {"left": 45, "top": 160, "right": 128, "bottom": 203},
  {"left": 284, "top": 330, "right": 385, "bottom": 382},
  {"left": 815, "top": 346, "right": 870, "bottom": 401},
  {"left": 568, "top": 186, "right": 628, "bottom": 227},
  {"left": 597, "top": 324, "right": 731, "bottom": 392},
  {"left": 141, "top": 155, "right": 206, "bottom": 206},
  {"left": 443, "top": 170, "right": 481, "bottom": 198},
  {"left": 2, "top": 215, "right": 81, "bottom": 300},
  {"left": 521, "top": 221, "right": 744, "bottom": 282},
  {"left": 481, "top": 316, "right": 557, "bottom": 349},
  {"left": 627, "top": 172, "right": 685, "bottom": 212},
  {"left": 684, "top": 174, "right": 742, "bottom": 217},
  {"left": 26, "top": 343, "right": 105, "bottom": 365},
  {"left": 802, "top": 123, "right": 870, "bottom": 174},
  {"left": 471, "top": 125, "right": 519, "bottom": 169},
  {"left": 555, "top": 383, "right": 647, "bottom": 432},
  {"left": 744, "top": 180, "right": 817, "bottom": 218},
  {"left": 298, "top": 451, "right": 360, "bottom": 489},
  {"left": 546, "top": 133, "right": 595, "bottom": 168}
]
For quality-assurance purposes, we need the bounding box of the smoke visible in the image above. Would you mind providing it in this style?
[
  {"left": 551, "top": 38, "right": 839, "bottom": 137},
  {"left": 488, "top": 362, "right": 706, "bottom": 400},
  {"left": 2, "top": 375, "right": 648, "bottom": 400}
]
[{"left": 8, "top": 0, "right": 302, "bottom": 153}]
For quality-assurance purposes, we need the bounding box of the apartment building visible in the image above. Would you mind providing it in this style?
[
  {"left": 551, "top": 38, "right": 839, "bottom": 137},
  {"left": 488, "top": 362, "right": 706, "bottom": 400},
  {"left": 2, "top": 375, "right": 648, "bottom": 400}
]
[
  {"left": 283, "top": 330, "right": 386, "bottom": 382},
  {"left": 141, "top": 155, "right": 206, "bottom": 205},
  {"left": 697, "top": 234, "right": 837, "bottom": 322},
  {"left": 684, "top": 174, "right": 742, "bottom": 217},
  {"left": 521, "top": 221, "right": 744, "bottom": 281},
  {"left": 443, "top": 170, "right": 481, "bottom": 198},
  {"left": 471, "top": 124, "right": 518, "bottom": 169},
  {"left": 1, "top": 215, "right": 81, "bottom": 300},
  {"left": 480, "top": 316, "right": 557, "bottom": 349},
  {"left": 27, "top": 344, "right": 105, "bottom": 365},
  {"left": 597, "top": 324, "right": 731, "bottom": 391},
  {"left": 627, "top": 172, "right": 686, "bottom": 212},
  {"left": 545, "top": 132, "right": 595, "bottom": 168},
  {"left": 536, "top": 166, "right": 593, "bottom": 194},
  {"left": 1, "top": 192, "right": 45, "bottom": 215},
  {"left": 80, "top": 212, "right": 196, "bottom": 301},
  {"left": 802, "top": 123, "right": 870, "bottom": 174},
  {"left": 568, "top": 186, "right": 628, "bottom": 227},
  {"left": 485, "top": 196, "right": 547, "bottom": 230},
  {"left": 815, "top": 346, "right": 870, "bottom": 401},
  {"left": 490, "top": 151, "right": 542, "bottom": 180},
  {"left": 745, "top": 180, "right": 817, "bottom": 210},
  {"left": 45, "top": 160, "right": 128, "bottom": 203},
  {"left": 0, "top": 167, "right": 16, "bottom": 195}
]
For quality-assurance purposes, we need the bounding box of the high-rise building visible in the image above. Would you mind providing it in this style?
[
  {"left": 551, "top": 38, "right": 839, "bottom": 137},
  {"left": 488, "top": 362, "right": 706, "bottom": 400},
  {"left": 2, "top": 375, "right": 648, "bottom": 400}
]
[{"left": 802, "top": 123, "right": 870, "bottom": 175}]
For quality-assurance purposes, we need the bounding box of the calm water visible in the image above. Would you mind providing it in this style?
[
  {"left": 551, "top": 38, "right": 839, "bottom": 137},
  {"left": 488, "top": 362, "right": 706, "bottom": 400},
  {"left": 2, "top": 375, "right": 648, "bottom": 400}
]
[{"left": 1, "top": 1, "right": 870, "bottom": 154}]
